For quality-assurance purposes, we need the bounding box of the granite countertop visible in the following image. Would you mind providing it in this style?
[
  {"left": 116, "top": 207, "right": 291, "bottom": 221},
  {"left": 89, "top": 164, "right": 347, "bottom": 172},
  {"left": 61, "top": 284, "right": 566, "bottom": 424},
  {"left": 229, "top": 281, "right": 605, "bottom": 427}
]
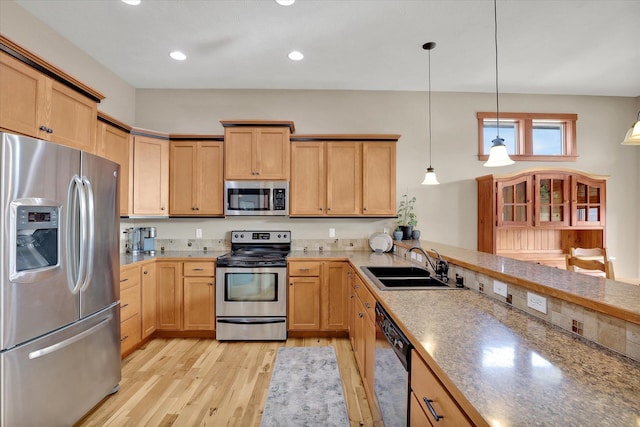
[
  {"left": 292, "top": 250, "right": 640, "bottom": 426},
  {"left": 120, "top": 250, "right": 225, "bottom": 266}
]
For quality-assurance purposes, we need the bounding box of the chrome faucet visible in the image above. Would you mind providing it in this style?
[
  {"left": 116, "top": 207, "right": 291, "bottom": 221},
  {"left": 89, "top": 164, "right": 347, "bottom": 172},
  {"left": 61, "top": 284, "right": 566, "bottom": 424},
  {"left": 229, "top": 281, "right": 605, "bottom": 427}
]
[{"left": 407, "top": 245, "right": 449, "bottom": 282}]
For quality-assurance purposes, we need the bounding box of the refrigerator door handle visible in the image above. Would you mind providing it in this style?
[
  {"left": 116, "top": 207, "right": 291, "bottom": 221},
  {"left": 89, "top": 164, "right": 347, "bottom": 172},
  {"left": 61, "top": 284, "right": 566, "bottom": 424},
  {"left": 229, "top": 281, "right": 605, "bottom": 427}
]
[
  {"left": 80, "top": 177, "right": 95, "bottom": 292},
  {"left": 27, "top": 315, "right": 113, "bottom": 360},
  {"left": 67, "top": 175, "right": 87, "bottom": 294}
]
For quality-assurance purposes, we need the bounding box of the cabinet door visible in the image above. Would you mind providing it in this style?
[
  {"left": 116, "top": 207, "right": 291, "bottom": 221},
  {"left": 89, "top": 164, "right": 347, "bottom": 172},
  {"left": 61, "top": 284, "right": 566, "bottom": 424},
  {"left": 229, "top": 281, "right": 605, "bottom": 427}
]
[
  {"left": 290, "top": 142, "right": 325, "bottom": 216},
  {"left": 97, "top": 122, "right": 132, "bottom": 216},
  {"left": 496, "top": 175, "right": 532, "bottom": 226},
  {"left": 133, "top": 135, "right": 169, "bottom": 215},
  {"left": 353, "top": 296, "right": 366, "bottom": 374},
  {"left": 362, "top": 142, "right": 396, "bottom": 216},
  {"left": 255, "top": 127, "right": 290, "bottom": 180},
  {"left": 288, "top": 276, "right": 321, "bottom": 330},
  {"left": 156, "top": 262, "right": 182, "bottom": 330},
  {"left": 363, "top": 313, "right": 376, "bottom": 399},
  {"left": 196, "top": 141, "right": 224, "bottom": 215},
  {"left": 48, "top": 80, "right": 97, "bottom": 153},
  {"left": 534, "top": 174, "right": 569, "bottom": 227},
  {"left": 224, "top": 128, "right": 255, "bottom": 179},
  {"left": 571, "top": 176, "right": 606, "bottom": 227},
  {"left": 326, "top": 142, "right": 361, "bottom": 216},
  {"left": 183, "top": 277, "right": 215, "bottom": 330},
  {"left": 321, "top": 262, "right": 349, "bottom": 331},
  {"left": 141, "top": 264, "right": 157, "bottom": 339},
  {"left": 169, "top": 141, "right": 197, "bottom": 215},
  {"left": 0, "top": 52, "right": 46, "bottom": 138}
]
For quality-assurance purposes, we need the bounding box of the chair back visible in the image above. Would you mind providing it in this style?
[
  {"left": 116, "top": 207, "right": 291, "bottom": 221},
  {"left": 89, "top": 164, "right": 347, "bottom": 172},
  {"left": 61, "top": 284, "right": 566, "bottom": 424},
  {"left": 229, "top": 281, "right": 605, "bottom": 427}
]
[{"left": 565, "top": 254, "right": 615, "bottom": 280}]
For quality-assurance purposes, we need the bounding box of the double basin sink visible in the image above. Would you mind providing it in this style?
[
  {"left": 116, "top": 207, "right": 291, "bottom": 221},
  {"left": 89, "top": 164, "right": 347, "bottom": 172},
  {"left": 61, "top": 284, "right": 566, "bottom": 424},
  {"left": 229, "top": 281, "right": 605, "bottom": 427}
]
[{"left": 360, "top": 266, "right": 455, "bottom": 291}]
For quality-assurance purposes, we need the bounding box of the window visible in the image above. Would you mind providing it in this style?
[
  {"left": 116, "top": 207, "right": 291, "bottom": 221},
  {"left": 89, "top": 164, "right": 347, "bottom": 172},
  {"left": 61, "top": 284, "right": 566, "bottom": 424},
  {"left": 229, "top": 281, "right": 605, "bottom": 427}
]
[{"left": 478, "top": 112, "right": 577, "bottom": 161}]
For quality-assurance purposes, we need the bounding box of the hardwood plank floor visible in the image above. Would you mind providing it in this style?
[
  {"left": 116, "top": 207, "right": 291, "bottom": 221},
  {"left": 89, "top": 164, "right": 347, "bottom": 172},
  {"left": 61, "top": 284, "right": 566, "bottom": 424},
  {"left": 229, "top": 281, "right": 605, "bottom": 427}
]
[{"left": 76, "top": 337, "right": 374, "bottom": 427}]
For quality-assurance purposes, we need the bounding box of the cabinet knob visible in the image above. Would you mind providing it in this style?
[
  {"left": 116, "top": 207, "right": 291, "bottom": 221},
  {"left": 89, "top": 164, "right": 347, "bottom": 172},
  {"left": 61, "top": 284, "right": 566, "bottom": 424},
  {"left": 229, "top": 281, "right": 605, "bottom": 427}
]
[
  {"left": 363, "top": 207, "right": 367, "bottom": 211},
  {"left": 289, "top": 282, "right": 293, "bottom": 286},
  {"left": 46, "top": 128, "right": 53, "bottom": 134},
  {"left": 209, "top": 282, "right": 214, "bottom": 286},
  {"left": 143, "top": 271, "right": 148, "bottom": 274},
  {"left": 365, "top": 302, "right": 371, "bottom": 309},
  {"left": 359, "top": 312, "right": 364, "bottom": 318},
  {"left": 161, "top": 207, "right": 165, "bottom": 211},
  {"left": 327, "top": 208, "right": 332, "bottom": 211},
  {"left": 39, "top": 125, "right": 47, "bottom": 131}
]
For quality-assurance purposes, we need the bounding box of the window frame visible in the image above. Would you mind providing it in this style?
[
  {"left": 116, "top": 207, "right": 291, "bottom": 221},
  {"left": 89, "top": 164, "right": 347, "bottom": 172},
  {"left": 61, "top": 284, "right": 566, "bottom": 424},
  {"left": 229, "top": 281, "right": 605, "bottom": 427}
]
[{"left": 477, "top": 112, "right": 577, "bottom": 162}]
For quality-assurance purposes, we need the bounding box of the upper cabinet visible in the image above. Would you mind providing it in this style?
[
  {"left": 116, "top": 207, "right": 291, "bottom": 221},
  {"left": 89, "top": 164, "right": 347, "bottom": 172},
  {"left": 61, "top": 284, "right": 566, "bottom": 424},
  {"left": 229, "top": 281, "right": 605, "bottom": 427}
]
[
  {"left": 96, "top": 114, "right": 133, "bottom": 217},
  {"left": 0, "top": 38, "right": 104, "bottom": 153},
  {"left": 477, "top": 169, "right": 608, "bottom": 267},
  {"left": 221, "top": 121, "right": 293, "bottom": 180},
  {"left": 290, "top": 137, "right": 397, "bottom": 217},
  {"left": 169, "top": 139, "right": 224, "bottom": 216},
  {"left": 132, "top": 132, "right": 170, "bottom": 216}
]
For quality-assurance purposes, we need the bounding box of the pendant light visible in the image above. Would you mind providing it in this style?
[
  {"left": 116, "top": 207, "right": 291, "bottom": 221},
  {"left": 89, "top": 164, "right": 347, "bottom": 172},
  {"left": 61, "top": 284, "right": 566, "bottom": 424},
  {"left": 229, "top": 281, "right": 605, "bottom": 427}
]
[
  {"left": 421, "top": 42, "right": 440, "bottom": 185},
  {"left": 621, "top": 111, "right": 640, "bottom": 145},
  {"left": 483, "top": 0, "right": 514, "bottom": 167}
]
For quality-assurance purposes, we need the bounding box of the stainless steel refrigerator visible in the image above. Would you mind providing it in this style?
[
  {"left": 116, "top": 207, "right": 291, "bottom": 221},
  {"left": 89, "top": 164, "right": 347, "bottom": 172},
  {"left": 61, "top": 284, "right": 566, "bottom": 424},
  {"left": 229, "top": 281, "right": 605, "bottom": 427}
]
[{"left": 0, "top": 132, "right": 121, "bottom": 426}]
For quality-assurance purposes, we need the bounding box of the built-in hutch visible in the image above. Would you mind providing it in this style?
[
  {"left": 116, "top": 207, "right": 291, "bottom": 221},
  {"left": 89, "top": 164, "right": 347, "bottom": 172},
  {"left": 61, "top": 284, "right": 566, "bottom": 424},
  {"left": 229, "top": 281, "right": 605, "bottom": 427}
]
[{"left": 476, "top": 168, "right": 608, "bottom": 267}]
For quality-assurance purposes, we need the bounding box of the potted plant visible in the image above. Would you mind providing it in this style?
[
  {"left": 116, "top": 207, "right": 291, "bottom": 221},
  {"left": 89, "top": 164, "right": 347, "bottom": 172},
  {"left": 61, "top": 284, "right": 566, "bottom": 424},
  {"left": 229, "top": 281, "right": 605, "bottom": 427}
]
[{"left": 396, "top": 194, "right": 417, "bottom": 240}]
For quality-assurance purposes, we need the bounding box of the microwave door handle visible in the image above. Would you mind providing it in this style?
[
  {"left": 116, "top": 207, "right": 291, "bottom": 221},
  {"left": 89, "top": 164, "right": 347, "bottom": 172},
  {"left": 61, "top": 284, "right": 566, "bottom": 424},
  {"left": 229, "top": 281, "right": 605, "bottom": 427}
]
[{"left": 80, "top": 177, "right": 95, "bottom": 292}]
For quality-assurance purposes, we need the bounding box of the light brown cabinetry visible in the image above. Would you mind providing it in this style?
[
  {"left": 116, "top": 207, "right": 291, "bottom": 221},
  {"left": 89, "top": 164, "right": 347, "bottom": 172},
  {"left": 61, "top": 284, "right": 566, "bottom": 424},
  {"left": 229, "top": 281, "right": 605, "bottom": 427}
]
[
  {"left": 349, "top": 270, "right": 376, "bottom": 404},
  {"left": 182, "top": 262, "right": 216, "bottom": 331},
  {"left": 141, "top": 263, "right": 157, "bottom": 339},
  {"left": 290, "top": 140, "right": 396, "bottom": 217},
  {"left": 477, "top": 169, "right": 608, "bottom": 267},
  {"left": 96, "top": 118, "right": 132, "bottom": 216},
  {"left": 169, "top": 140, "right": 224, "bottom": 216},
  {"left": 0, "top": 50, "right": 98, "bottom": 153},
  {"left": 119, "top": 265, "right": 142, "bottom": 357},
  {"left": 410, "top": 349, "right": 473, "bottom": 426},
  {"left": 132, "top": 134, "right": 169, "bottom": 216},
  {"left": 222, "top": 123, "right": 291, "bottom": 180},
  {"left": 156, "top": 262, "right": 182, "bottom": 330},
  {"left": 287, "top": 260, "right": 349, "bottom": 332}
]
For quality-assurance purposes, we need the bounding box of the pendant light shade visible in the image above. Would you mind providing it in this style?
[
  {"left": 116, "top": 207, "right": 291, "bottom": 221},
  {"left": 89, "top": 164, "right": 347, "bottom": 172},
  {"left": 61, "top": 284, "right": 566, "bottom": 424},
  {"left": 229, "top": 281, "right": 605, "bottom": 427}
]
[
  {"left": 621, "top": 111, "right": 640, "bottom": 145},
  {"left": 421, "top": 41, "right": 440, "bottom": 185},
  {"left": 483, "top": 0, "right": 514, "bottom": 167}
]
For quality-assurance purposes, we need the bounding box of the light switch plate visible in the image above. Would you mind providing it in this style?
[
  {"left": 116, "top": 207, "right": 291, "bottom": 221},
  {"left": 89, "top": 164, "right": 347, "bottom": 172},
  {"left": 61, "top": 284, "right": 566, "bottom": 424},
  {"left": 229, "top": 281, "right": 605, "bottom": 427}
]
[
  {"left": 195, "top": 228, "right": 202, "bottom": 239},
  {"left": 493, "top": 280, "right": 508, "bottom": 298},
  {"left": 527, "top": 292, "right": 547, "bottom": 314}
]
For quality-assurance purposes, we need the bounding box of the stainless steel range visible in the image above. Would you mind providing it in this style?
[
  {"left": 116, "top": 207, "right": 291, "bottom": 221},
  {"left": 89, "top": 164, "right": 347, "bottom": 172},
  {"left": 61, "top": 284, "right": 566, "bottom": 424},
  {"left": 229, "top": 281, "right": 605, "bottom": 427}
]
[{"left": 215, "top": 230, "right": 290, "bottom": 341}]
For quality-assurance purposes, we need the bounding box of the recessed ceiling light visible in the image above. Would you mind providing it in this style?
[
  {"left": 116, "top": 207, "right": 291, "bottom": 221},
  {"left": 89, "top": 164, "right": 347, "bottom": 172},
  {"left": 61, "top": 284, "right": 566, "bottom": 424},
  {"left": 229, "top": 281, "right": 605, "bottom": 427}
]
[
  {"left": 288, "top": 51, "right": 304, "bottom": 61},
  {"left": 121, "top": 0, "right": 141, "bottom": 5},
  {"left": 169, "top": 51, "right": 187, "bottom": 61},
  {"left": 275, "top": 0, "right": 295, "bottom": 5}
]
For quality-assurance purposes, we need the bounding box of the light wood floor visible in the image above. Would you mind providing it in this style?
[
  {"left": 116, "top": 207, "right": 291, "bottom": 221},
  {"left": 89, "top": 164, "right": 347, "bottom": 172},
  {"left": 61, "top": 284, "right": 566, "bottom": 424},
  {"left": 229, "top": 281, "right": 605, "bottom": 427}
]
[{"left": 75, "top": 337, "right": 374, "bottom": 427}]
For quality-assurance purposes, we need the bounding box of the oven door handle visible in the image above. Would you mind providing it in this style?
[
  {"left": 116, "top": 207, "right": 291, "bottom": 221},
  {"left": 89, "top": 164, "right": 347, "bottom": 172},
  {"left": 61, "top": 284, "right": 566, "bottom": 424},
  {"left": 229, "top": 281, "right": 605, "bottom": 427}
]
[{"left": 217, "top": 318, "right": 286, "bottom": 325}]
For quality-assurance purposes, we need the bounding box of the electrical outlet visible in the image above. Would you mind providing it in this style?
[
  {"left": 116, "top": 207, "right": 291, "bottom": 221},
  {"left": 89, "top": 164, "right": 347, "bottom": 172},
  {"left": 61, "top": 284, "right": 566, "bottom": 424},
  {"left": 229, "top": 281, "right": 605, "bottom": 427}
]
[
  {"left": 493, "top": 280, "right": 508, "bottom": 298},
  {"left": 527, "top": 292, "right": 547, "bottom": 314},
  {"left": 416, "top": 254, "right": 423, "bottom": 262},
  {"left": 410, "top": 252, "right": 417, "bottom": 260},
  {"left": 195, "top": 228, "right": 202, "bottom": 239},
  {"left": 329, "top": 228, "right": 335, "bottom": 238}
]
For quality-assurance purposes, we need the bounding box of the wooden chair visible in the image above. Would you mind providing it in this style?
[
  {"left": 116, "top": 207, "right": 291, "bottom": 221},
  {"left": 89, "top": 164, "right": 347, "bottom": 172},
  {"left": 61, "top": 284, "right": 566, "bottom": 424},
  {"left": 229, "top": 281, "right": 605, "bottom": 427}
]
[{"left": 566, "top": 251, "right": 615, "bottom": 280}]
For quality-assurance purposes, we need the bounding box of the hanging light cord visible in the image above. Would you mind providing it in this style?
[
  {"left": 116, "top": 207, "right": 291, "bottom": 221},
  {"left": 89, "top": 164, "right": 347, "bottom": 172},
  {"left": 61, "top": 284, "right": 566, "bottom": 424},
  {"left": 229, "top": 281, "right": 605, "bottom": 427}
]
[
  {"left": 493, "top": 0, "right": 500, "bottom": 142},
  {"left": 428, "top": 47, "right": 433, "bottom": 168}
]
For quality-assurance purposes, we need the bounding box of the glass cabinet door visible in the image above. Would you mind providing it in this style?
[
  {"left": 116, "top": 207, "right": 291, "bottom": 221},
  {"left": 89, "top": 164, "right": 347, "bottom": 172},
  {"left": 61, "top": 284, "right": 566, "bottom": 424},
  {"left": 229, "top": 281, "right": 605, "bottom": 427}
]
[
  {"left": 497, "top": 176, "right": 532, "bottom": 226},
  {"left": 535, "top": 174, "right": 569, "bottom": 226},
  {"left": 572, "top": 176, "right": 606, "bottom": 227}
]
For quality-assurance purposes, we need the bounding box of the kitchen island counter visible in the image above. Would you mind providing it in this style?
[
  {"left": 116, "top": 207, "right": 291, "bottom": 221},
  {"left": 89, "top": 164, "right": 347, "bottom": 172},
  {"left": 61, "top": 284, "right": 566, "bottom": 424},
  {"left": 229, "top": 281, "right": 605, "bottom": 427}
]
[{"left": 290, "top": 249, "right": 640, "bottom": 426}]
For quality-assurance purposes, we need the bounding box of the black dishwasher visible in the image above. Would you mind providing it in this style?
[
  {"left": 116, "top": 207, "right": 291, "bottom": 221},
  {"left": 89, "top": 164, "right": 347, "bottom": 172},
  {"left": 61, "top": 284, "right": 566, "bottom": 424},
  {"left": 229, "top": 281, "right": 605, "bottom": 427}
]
[{"left": 374, "top": 302, "right": 412, "bottom": 427}]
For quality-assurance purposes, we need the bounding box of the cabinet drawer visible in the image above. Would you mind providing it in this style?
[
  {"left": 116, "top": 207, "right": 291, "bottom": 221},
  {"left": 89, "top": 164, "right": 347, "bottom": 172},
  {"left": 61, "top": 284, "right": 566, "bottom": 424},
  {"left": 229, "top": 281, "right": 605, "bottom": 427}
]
[
  {"left": 410, "top": 350, "right": 471, "bottom": 427},
  {"left": 120, "top": 313, "right": 141, "bottom": 356},
  {"left": 183, "top": 261, "right": 215, "bottom": 277},
  {"left": 120, "top": 266, "right": 140, "bottom": 290},
  {"left": 120, "top": 285, "right": 141, "bottom": 322},
  {"left": 288, "top": 261, "right": 320, "bottom": 276},
  {"left": 354, "top": 276, "right": 376, "bottom": 319}
]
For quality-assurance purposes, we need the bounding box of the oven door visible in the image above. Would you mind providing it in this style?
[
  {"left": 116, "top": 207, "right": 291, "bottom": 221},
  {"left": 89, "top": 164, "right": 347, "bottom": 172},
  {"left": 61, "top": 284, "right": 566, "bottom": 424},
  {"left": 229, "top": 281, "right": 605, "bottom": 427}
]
[{"left": 215, "top": 267, "right": 287, "bottom": 317}]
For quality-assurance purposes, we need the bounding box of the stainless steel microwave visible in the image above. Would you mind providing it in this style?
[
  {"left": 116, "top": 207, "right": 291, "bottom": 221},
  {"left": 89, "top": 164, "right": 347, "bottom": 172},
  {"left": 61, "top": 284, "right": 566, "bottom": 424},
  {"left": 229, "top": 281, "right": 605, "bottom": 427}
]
[{"left": 224, "top": 181, "right": 289, "bottom": 216}]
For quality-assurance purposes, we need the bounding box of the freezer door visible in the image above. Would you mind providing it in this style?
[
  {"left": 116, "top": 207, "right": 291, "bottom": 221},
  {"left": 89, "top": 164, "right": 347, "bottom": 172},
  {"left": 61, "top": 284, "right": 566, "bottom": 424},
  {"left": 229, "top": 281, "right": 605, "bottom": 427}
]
[
  {"left": 79, "top": 152, "right": 119, "bottom": 318},
  {"left": 1, "top": 133, "right": 81, "bottom": 350},
  {"left": 0, "top": 303, "right": 121, "bottom": 427}
]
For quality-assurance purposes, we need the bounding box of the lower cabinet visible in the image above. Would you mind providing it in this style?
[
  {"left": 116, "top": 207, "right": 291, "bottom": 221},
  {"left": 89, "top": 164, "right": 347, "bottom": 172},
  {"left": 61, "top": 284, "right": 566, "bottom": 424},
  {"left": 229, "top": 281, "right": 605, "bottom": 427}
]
[
  {"left": 410, "top": 349, "right": 473, "bottom": 426},
  {"left": 288, "top": 260, "right": 349, "bottom": 332},
  {"left": 156, "top": 261, "right": 216, "bottom": 332},
  {"left": 349, "top": 270, "right": 377, "bottom": 401},
  {"left": 141, "top": 263, "right": 157, "bottom": 339},
  {"left": 119, "top": 264, "right": 142, "bottom": 357}
]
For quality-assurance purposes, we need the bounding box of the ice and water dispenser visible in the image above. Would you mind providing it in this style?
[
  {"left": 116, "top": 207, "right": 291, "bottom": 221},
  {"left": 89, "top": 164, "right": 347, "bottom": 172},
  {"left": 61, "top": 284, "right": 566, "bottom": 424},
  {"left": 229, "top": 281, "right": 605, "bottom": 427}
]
[{"left": 15, "top": 205, "right": 59, "bottom": 272}]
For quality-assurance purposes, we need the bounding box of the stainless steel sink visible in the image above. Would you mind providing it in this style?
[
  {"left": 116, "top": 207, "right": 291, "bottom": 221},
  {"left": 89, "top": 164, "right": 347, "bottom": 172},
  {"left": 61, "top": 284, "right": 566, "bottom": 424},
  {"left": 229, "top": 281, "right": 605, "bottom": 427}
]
[{"left": 360, "top": 266, "right": 456, "bottom": 291}]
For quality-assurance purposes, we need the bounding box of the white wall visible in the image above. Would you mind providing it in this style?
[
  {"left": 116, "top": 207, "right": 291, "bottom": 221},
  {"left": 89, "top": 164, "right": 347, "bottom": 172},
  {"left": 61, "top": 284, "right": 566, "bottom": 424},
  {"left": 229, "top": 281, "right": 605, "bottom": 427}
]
[{"left": 2, "top": 0, "right": 639, "bottom": 279}]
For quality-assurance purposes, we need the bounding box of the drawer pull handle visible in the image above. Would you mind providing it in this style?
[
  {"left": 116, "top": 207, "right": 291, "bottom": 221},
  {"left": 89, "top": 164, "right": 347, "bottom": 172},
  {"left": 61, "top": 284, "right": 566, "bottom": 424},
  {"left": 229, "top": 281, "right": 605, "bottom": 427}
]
[
  {"left": 120, "top": 278, "right": 128, "bottom": 282},
  {"left": 121, "top": 335, "right": 129, "bottom": 342},
  {"left": 354, "top": 284, "right": 360, "bottom": 289},
  {"left": 192, "top": 268, "right": 204, "bottom": 271},
  {"left": 423, "top": 397, "right": 444, "bottom": 422},
  {"left": 298, "top": 268, "right": 310, "bottom": 272},
  {"left": 121, "top": 303, "right": 129, "bottom": 309}
]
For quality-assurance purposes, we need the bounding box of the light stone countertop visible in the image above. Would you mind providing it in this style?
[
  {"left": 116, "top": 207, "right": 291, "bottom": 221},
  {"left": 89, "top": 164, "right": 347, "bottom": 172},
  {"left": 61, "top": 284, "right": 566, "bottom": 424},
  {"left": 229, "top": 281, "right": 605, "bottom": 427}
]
[
  {"left": 291, "top": 250, "right": 640, "bottom": 426},
  {"left": 123, "top": 248, "right": 640, "bottom": 425}
]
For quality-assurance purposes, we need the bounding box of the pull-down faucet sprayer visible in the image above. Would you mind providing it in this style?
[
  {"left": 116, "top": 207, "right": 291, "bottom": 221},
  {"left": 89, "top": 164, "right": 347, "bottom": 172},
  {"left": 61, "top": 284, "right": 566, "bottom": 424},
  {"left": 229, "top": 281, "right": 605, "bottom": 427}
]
[{"left": 407, "top": 246, "right": 449, "bottom": 282}]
